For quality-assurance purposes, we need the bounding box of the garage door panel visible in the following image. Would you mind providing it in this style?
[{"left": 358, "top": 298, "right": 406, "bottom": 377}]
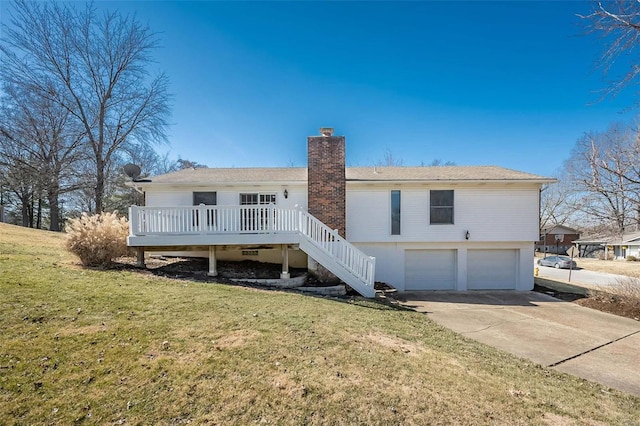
[
  {"left": 405, "top": 249, "right": 456, "bottom": 290},
  {"left": 468, "top": 249, "right": 517, "bottom": 290}
]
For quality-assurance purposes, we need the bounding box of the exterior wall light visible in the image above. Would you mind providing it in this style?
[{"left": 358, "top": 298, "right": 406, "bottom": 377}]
[
  {"left": 284, "top": 189, "right": 288, "bottom": 199},
  {"left": 465, "top": 230, "right": 470, "bottom": 240}
]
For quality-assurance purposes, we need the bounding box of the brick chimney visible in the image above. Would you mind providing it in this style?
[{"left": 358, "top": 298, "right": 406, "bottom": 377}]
[{"left": 307, "top": 127, "right": 346, "bottom": 237}]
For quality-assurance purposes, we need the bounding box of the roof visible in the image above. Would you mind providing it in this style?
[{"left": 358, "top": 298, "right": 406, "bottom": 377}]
[
  {"left": 147, "top": 167, "right": 307, "bottom": 184},
  {"left": 615, "top": 231, "right": 640, "bottom": 245},
  {"left": 542, "top": 224, "right": 579, "bottom": 234},
  {"left": 140, "top": 165, "right": 554, "bottom": 186},
  {"left": 575, "top": 231, "right": 640, "bottom": 245},
  {"left": 346, "top": 166, "right": 552, "bottom": 182}
]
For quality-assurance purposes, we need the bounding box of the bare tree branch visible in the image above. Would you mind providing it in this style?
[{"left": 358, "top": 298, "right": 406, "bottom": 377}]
[{"left": 1, "top": 0, "right": 171, "bottom": 213}]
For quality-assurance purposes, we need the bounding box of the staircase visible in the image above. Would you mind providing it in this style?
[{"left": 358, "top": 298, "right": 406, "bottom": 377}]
[{"left": 295, "top": 208, "right": 376, "bottom": 298}]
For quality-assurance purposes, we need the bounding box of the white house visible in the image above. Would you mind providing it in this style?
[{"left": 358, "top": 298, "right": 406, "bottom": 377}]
[
  {"left": 127, "top": 128, "right": 554, "bottom": 297},
  {"left": 574, "top": 230, "right": 640, "bottom": 260}
]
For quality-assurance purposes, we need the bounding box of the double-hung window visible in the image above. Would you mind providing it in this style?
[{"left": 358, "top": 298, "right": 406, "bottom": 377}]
[{"left": 430, "top": 190, "right": 454, "bottom": 224}]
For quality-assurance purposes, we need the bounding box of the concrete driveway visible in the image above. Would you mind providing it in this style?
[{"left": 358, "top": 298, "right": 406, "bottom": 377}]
[{"left": 397, "top": 291, "right": 640, "bottom": 397}]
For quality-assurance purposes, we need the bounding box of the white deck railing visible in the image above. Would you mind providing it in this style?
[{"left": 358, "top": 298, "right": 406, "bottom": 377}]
[
  {"left": 129, "top": 204, "right": 299, "bottom": 235},
  {"left": 129, "top": 205, "right": 376, "bottom": 295}
]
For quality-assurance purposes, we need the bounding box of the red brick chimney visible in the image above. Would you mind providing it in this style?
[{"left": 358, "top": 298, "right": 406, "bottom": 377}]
[{"left": 307, "top": 127, "right": 346, "bottom": 237}]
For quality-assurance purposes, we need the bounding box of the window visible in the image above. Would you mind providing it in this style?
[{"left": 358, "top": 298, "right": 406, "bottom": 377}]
[
  {"left": 193, "top": 192, "right": 217, "bottom": 205},
  {"left": 430, "top": 190, "right": 454, "bottom": 224},
  {"left": 239, "top": 193, "right": 276, "bottom": 231},
  {"left": 391, "top": 190, "right": 401, "bottom": 235},
  {"left": 193, "top": 192, "right": 216, "bottom": 227},
  {"left": 239, "top": 193, "right": 276, "bottom": 205}
]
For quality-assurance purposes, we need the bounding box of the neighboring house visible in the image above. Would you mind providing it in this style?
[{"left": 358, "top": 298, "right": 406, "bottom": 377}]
[
  {"left": 127, "top": 129, "right": 554, "bottom": 297},
  {"left": 574, "top": 231, "right": 640, "bottom": 259},
  {"left": 536, "top": 225, "right": 580, "bottom": 254},
  {"left": 606, "top": 232, "right": 640, "bottom": 259},
  {"left": 573, "top": 234, "right": 608, "bottom": 258}
]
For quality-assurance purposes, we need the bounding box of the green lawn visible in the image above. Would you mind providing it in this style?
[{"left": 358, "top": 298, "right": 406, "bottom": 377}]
[{"left": 1, "top": 222, "right": 639, "bottom": 425}]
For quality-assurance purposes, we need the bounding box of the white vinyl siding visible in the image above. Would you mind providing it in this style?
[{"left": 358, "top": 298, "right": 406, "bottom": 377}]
[
  {"left": 348, "top": 187, "right": 540, "bottom": 243},
  {"left": 404, "top": 249, "right": 456, "bottom": 290},
  {"left": 346, "top": 190, "right": 389, "bottom": 240},
  {"left": 467, "top": 249, "right": 517, "bottom": 290},
  {"left": 145, "top": 191, "right": 193, "bottom": 206}
]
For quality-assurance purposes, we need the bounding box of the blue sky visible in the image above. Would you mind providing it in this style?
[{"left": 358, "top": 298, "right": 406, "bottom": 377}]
[{"left": 2, "top": 1, "right": 637, "bottom": 177}]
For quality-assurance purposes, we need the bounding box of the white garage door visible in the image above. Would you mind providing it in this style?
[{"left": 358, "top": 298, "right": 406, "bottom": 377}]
[
  {"left": 467, "top": 249, "right": 517, "bottom": 290},
  {"left": 405, "top": 249, "right": 456, "bottom": 290}
]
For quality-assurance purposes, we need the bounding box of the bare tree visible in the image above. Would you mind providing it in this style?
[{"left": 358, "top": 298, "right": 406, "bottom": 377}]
[
  {"left": 565, "top": 123, "right": 640, "bottom": 233},
  {"left": 580, "top": 1, "right": 640, "bottom": 100},
  {"left": 176, "top": 159, "right": 208, "bottom": 170},
  {"left": 1, "top": 0, "right": 171, "bottom": 213},
  {"left": 537, "top": 165, "right": 587, "bottom": 249},
  {"left": 422, "top": 159, "right": 456, "bottom": 166},
  {"left": 0, "top": 84, "right": 86, "bottom": 230},
  {"left": 378, "top": 148, "right": 404, "bottom": 166}
]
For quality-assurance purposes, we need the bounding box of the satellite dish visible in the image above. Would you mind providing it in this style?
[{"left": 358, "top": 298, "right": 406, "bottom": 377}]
[{"left": 123, "top": 163, "right": 141, "bottom": 180}]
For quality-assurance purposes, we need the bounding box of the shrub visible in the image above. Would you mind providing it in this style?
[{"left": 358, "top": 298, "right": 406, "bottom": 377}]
[
  {"left": 598, "top": 251, "right": 614, "bottom": 260},
  {"left": 626, "top": 255, "right": 637, "bottom": 262},
  {"left": 66, "top": 212, "right": 129, "bottom": 267},
  {"left": 590, "top": 275, "right": 640, "bottom": 320}
]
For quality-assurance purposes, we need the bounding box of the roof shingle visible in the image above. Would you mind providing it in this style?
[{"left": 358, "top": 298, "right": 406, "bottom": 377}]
[{"left": 142, "top": 165, "right": 554, "bottom": 185}]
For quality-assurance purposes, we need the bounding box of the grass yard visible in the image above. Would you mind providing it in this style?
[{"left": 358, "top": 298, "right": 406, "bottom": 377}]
[
  {"left": 575, "top": 257, "right": 640, "bottom": 277},
  {"left": 1, "top": 223, "right": 640, "bottom": 425}
]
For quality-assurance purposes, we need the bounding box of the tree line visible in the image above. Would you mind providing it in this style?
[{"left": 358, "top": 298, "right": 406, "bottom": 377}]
[{"left": 0, "top": 0, "right": 175, "bottom": 230}]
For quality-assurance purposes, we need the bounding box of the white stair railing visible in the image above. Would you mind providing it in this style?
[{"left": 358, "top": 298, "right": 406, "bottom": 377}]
[{"left": 295, "top": 206, "right": 376, "bottom": 297}]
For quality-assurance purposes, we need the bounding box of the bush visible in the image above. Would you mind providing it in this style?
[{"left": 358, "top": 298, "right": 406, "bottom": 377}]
[
  {"left": 66, "top": 212, "right": 129, "bottom": 267},
  {"left": 588, "top": 275, "right": 640, "bottom": 321},
  {"left": 626, "top": 255, "right": 637, "bottom": 262},
  {"left": 598, "top": 251, "right": 614, "bottom": 260}
]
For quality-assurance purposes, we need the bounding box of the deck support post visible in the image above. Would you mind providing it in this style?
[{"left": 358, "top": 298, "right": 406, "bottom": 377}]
[
  {"left": 208, "top": 246, "right": 218, "bottom": 277},
  {"left": 136, "top": 247, "right": 145, "bottom": 267},
  {"left": 280, "top": 244, "right": 290, "bottom": 279}
]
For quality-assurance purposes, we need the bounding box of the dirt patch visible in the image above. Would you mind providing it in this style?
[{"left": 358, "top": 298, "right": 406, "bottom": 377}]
[
  {"left": 534, "top": 280, "right": 640, "bottom": 322},
  {"left": 364, "top": 332, "right": 425, "bottom": 356},
  {"left": 575, "top": 293, "right": 640, "bottom": 321}
]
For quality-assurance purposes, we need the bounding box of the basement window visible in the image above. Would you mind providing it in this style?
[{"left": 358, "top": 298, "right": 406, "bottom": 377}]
[{"left": 430, "top": 190, "right": 454, "bottom": 224}]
